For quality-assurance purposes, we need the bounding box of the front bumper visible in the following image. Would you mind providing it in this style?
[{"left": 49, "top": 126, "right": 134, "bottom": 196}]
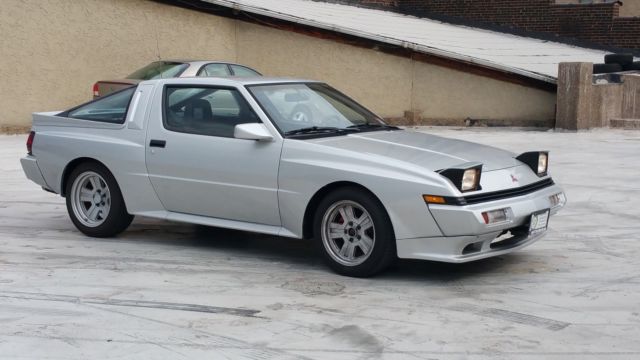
[{"left": 396, "top": 183, "right": 565, "bottom": 263}]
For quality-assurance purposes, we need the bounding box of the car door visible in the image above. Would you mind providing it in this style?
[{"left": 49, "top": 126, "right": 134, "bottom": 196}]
[{"left": 145, "top": 84, "right": 282, "bottom": 225}]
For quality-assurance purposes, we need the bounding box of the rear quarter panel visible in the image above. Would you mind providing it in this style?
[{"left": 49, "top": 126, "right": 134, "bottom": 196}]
[{"left": 31, "top": 86, "right": 163, "bottom": 214}]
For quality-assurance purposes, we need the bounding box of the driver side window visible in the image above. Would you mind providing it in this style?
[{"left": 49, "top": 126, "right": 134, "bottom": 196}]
[{"left": 164, "top": 86, "right": 259, "bottom": 138}]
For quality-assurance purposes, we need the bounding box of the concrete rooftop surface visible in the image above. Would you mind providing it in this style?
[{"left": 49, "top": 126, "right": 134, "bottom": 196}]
[{"left": 1, "top": 128, "right": 639, "bottom": 359}]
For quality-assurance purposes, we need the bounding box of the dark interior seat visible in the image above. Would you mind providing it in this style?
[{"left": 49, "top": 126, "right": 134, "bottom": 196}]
[{"left": 184, "top": 99, "right": 214, "bottom": 130}]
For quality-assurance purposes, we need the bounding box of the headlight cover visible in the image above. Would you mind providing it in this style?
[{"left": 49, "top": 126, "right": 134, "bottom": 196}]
[
  {"left": 516, "top": 151, "right": 549, "bottom": 177},
  {"left": 439, "top": 164, "right": 482, "bottom": 193}
]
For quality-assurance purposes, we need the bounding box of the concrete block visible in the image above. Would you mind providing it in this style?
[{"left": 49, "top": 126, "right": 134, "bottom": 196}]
[
  {"left": 622, "top": 74, "right": 640, "bottom": 119},
  {"left": 591, "top": 83, "right": 623, "bottom": 128},
  {"left": 556, "top": 62, "right": 593, "bottom": 130},
  {"left": 610, "top": 118, "right": 640, "bottom": 129}
]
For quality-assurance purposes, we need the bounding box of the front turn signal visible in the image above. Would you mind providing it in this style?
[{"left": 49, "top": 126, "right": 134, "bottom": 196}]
[{"left": 423, "top": 195, "right": 446, "bottom": 204}]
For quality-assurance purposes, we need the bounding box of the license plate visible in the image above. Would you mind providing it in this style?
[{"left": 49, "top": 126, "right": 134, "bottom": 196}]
[{"left": 529, "top": 209, "right": 550, "bottom": 235}]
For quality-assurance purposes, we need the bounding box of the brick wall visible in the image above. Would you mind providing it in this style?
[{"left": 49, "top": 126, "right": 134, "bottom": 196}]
[
  {"left": 553, "top": 4, "right": 620, "bottom": 44},
  {"left": 359, "top": 0, "right": 397, "bottom": 6},
  {"left": 335, "top": 0, "right": 640, "bottom": 51},
  {"left": 611, "top": 17, "right": 640, "bottom": 49},
  {"left": 317, "top": 0, "right": 398, "bottom": 9}
]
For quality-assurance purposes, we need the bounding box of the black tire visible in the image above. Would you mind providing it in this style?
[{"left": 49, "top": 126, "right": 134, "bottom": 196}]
[
  {"left": 593, "top": 63, "right": 622, "bottom": 74},
  {"left": 623, "top": 61, "right": 640, "bottom": 71},
  {"left": 604, "top": 53, "right": 634, "bottom": 67},
  {"left": 65, "top": 162, "right": 133, "bottom": 237},
  {"left": 313, "top": 187, "right": 396, "bottom": 277}
]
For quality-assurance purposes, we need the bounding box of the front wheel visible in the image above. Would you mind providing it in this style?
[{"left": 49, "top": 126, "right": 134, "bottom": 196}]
[
  {"left": 65, "top": 162, "right": 133, "bottom": 237},
  {"left": 314, "top": 187, "right": 396, "bottom": 277}
]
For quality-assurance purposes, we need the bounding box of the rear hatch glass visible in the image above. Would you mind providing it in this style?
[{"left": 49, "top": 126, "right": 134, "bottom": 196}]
[
  {"left": 97, "top": 81, "right": 136, "bottom": 98},
  {"left": 127, "top": 61, "right": 188, "bottom": 80}
]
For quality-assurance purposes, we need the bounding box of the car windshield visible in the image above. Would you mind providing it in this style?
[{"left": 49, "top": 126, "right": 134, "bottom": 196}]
[
  {"left": 127, "top": 61, "right": 189, "bottom": 80},
  {"left": 247, "top": 83, "right": 390, "bottom": 136}
]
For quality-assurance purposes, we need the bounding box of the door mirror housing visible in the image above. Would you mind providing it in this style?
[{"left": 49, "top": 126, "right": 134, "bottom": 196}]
[{"left": 234, "top": 123, "right": 273, "bottom": 141}]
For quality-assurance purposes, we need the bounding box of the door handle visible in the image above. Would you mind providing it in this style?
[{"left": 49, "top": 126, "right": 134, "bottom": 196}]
[{"left": 149, "top": 139, "right": 166, "bottom": 148}]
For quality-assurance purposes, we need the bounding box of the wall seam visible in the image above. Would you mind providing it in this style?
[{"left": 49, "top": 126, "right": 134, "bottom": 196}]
[
  {"left": 410, "top": 53, "right": 416, "bottom": 118},
  {"left": 235, "top": 18, "right": 240, "bottom": 62}
]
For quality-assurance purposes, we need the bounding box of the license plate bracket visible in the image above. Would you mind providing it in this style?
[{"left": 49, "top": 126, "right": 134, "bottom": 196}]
[{"left": 529, "top": 209, "right": 550, "bottom": 236}]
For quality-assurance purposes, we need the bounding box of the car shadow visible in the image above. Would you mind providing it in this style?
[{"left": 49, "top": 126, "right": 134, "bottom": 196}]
[
  {"left": 381, "top": 255, "right": 524, "bottom": 282},
  {"left": 124, "top": 219, "right": 320, "bottom": 267},
  {"left": 122, "top": 219, "right": 531, "bottom": 282}
]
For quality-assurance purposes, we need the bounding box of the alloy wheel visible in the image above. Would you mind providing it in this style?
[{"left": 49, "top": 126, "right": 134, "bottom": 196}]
[
  {"left": 70, "top": 171, "right": 111, "bottom": 227},
  {"left": 321, "top": 200, "right": 376, "bottom": 266}
]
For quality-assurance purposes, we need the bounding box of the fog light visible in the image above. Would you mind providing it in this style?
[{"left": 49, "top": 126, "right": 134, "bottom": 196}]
[
  {"left": 549, "top": 192, "right": 566, "bottom": 207},
  {"left": 482, "top": 208, "right": 509, "bottom": 224}
]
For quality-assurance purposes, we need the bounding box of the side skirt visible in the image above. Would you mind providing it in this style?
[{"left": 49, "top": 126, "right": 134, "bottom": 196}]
[{"left": 133, "top": 210, "right": 300, "bottom": 238}]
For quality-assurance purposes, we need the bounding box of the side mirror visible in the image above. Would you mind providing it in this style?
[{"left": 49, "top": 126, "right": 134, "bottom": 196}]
[{"left": 234, "top": 123, "right": 273, "bottom": 141}]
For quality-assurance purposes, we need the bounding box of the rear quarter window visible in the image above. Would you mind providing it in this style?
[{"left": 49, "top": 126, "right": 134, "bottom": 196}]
[{"left": 62, "top": 87, "right": 136, "bottom": 124}]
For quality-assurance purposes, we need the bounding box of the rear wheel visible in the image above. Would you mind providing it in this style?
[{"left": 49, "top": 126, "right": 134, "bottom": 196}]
[
  {"left": 65, "top": 162, "right": 133, "bottom": 237},
  {"left": 314, "top": 187, "right": 395, "bottom": 277}
]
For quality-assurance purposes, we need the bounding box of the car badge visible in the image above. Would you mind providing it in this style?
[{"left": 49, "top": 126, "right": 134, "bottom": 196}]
[{"left": 510, "top": 174, "right": 519, "bottom": 183}]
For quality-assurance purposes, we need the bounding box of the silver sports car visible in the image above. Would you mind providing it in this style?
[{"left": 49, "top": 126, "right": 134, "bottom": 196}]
[{"left": 21, "top": 77, "right": 565, "bottom": 277}]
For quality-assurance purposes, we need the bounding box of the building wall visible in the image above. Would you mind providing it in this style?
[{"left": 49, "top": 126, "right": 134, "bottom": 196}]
[
  {"left": 0, "top": 0, "right": 556, "bottom": 131},
  {"left": 400, "top": 0, "right": 640, "bottom": 50},
  {"left": 235, "top": 22, "right": 414, "bottom": 118},
  {"left": 620, "top": 0, "right": 640, "bottom": 17},
  {"left": 344, "top": 0, "right": 640, "bottom": 51},
  {"left": 234, "top": 22, "right": 556, "bottom": 125},
  {"left": 410, "top": 61, "right": 556, "bottom": 125},
  {"left": 556, "top": 0, "right": 640, "bottom": 17},
  {"left": 0, "top": 0, "right": 236, "bottom": 132}
]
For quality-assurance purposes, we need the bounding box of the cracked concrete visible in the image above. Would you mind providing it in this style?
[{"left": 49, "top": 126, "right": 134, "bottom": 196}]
[{"left": 0, "top": 127, "right": 639, "bottom": 359}]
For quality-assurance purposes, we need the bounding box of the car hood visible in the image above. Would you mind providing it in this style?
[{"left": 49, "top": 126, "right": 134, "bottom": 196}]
[{"left": 309, "top": 130, "right": 520, "bottom": 172}]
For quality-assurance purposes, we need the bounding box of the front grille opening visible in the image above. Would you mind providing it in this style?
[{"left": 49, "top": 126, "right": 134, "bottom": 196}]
[
  {"left": 464, "top": 178, "right": 554, "bottom": 205},
  {"left": 462, "top": 241, "right": 483, "bottom": 255},
  {"left": 490, "top": 226, "right": 528, "bottom": 249}
]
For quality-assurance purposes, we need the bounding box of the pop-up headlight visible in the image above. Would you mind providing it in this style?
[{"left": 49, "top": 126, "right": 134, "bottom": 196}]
[
  {"left": 439, "top": 164, "right": 482, "bottom": 193},
  {"left": 516, "top": 151, "right": 548, "bottom": 177}
]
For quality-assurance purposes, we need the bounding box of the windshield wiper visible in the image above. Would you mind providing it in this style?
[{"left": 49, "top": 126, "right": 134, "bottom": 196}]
[
  {"left": 346, "top": 123, "right": 399, "bottom": 130},
  {"left": 285, "top": 126, "right": 359, "bottom": 136}
]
